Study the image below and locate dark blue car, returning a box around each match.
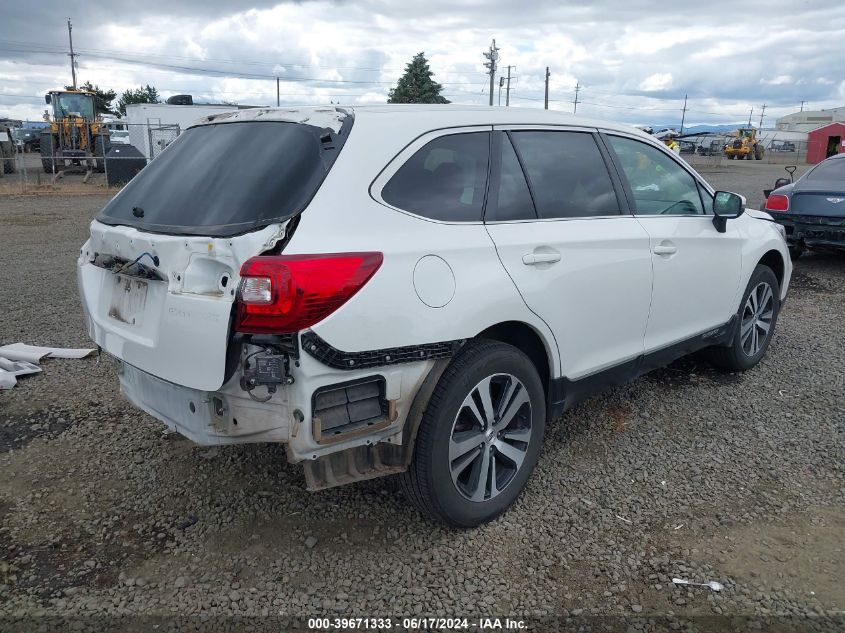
[764,153,845,259]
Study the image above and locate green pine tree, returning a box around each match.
[388,53,450,104]
[116,85,161,116]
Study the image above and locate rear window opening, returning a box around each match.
[97,118,353,237]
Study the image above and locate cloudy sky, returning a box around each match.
[1,0,843,127]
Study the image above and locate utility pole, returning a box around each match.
[758,104,767,129]
[67,18,78,90]
[544,67,550,110]
[276,77,280,107]
[747,107,753,127]
[800,100,807,112]
[505,65,514,107]
[498,76,504,106]
[680,94,688,134]
[483,39,499,107]
[573,81,580,114]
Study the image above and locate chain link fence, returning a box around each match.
[679,134,808,168]
[0,122,182,193]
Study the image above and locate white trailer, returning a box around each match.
[123,103,237,159]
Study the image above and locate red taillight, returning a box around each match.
[765,194,790,212]
[234,252,383,334]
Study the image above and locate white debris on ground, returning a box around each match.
[0,343,96,389]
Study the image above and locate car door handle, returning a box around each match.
[522,252,561,265]
[653,244,677,256]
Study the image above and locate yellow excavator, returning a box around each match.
[725,127,764,161]
[40,89,110,178]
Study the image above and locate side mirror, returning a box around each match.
[773,177,791,189]
[44,94,51,104]
[712,191,744,233]
[785,165,797,182]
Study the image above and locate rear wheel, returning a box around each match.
[755,145,764,160]
[704,265,780,371]
[401,340,545,527]
[93,134,108,173]
[788,243,804,261]
[40,132,56,173]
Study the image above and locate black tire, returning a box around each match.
[401,340,546,527]
[704,265,781,372]
[755,145,764,160]
[788,243,804,261]
[40,132,56,173]
[93,134,108,173]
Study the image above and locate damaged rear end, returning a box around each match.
[77,108,354,447]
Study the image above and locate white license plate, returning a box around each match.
[108,275,148,326]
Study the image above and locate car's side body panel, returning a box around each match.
[287,119,562,377]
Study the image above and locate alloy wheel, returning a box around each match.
[740,282,774,356]
[448,373,533,502]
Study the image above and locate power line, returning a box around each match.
[66,19,77,90]
[544,67,550,110]
[505,65,517,107]
[483,39,499,106]
[0,37,487,77]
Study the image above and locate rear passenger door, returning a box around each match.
[602,134,743,353]
[485,128,653,381]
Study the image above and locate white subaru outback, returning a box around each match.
[78,105,791,526]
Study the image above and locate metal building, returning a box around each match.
[776,107,845,132]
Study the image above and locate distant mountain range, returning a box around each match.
[652,123,746,135]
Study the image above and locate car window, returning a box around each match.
[806,158,845,180]
[97,120,349,237]
[487,134,536,221]
[607,135,706,216]
[382,132,489,222]
[509,131,621,219]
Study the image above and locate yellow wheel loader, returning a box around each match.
[40,90,110,179]
[725,127,764,161]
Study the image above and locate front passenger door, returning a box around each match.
[604,134,743,353]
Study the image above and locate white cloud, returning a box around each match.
[761,75,793,86]
[1,0,844,126]
[639,73,673,92]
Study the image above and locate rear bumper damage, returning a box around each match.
[772,214,845,249]
[118,361,291,445]
[114,339,440,489]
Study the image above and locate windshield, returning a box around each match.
[97,120,351,236]
[807,158,845,181]
[56,93,95,119]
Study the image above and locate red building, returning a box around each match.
[807,122,845,164]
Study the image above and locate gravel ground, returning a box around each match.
[1,182,844,630]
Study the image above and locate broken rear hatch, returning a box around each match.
[77,109,352,391]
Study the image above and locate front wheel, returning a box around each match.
[704,265,780,371]
[401,340,545,527]
[40,132,56,173]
